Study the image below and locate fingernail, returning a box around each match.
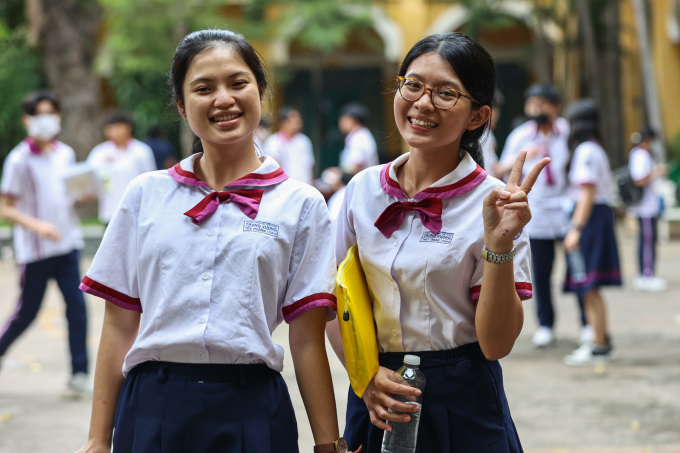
[501,191,511,197]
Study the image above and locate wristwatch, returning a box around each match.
[481,244,517,264]
[313,437,349,453]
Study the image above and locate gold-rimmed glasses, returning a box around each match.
[396,76,480,109]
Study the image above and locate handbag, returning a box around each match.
[336,244,379,398]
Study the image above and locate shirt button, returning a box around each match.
[393,239,398,246]
[197,352,205,359]
[207,230,214,237]
[198,316,206,323]
[202,273,210,280]
[392,329,399,336]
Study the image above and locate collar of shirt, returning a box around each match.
[169,153,289,189]
[380,151,487,200]
[25,137,57,155]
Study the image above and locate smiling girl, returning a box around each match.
[330,33,550,452]
[75,29,342,453]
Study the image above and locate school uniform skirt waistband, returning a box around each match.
[113,361,299,453]
[378,341,485,369]
[344,342,523,453]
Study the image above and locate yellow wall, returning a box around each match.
[652,0,680,143]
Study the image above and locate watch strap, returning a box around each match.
[481,244,517,264]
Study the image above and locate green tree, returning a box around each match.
[0,24,42,163]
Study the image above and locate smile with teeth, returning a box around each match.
[212,113,241,122]
[409,117,437,128]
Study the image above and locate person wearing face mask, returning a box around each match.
[497,84,590,349]
[0,90,92,397]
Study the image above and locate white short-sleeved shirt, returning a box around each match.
[335,152,533,353]
[567,141,614,205]
[87,138,156,223]
[80,154,337,376]
[263,132,315,185]
[499,119,570,239]
[627,147,660,218]
[0,139,84,264]
[339,127,379,173]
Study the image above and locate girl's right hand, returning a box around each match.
[362,366,422,432]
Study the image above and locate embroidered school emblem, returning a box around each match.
[420,231,454,244]
[243,220,279,238]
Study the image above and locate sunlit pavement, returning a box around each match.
[0,218,679,452]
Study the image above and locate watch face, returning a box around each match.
[337,437,349,453]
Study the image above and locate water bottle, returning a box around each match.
[381,355,426,453]
[567,248,587,283]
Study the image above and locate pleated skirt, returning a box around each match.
[112,361,299,453]
[344,342,523,453]
[563,204,622,296]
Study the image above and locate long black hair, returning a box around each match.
[169,29,269,153]
[397,33,497,167]
[565,98,601,173]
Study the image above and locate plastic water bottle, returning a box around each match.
[567,248,587,283]
[381,355,426,453]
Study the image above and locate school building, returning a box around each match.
[221,0,680,174]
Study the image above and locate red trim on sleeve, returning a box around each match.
[469,282,533,301]
[80,276,142,311]
[282,292,337,322]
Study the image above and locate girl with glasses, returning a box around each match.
[329,32,550,452]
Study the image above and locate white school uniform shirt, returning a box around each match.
[263,131,315,185]
[80,154,337,376]
[339,126,379,173]
[627,146,660,218]
[500,118,570,239]
[335,152,533,353]
[0,139,84,264]
[87,138,156,223]
[567,141,614,205]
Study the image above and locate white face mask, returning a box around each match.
[28,114,61,141]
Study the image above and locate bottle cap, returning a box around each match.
[403,354,420,366]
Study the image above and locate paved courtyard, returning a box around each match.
[0,219,679,452]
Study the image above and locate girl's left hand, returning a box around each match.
[483,150,551,247]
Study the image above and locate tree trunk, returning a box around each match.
[602,0,624,167]
[26,0,103,161]
[576,0,603,108]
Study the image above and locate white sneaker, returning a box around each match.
[63,372,93,398]
[644,276,667,292]
[532,327,555,348]
[580,325,594,345]
[632,275,667,292]
[564,343,612,366]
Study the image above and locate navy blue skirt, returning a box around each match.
[112,361,299,453]
[344,343,523,453]
[563,204,622,296]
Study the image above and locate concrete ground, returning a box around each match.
[0,219,679,452]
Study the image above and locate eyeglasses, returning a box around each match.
[396,76,480,110]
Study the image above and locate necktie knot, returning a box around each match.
[184,189,263,225]
[374,197,443,238]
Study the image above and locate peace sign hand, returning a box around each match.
[482,150,551,252]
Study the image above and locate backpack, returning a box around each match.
[613,165,642,205]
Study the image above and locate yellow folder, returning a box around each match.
[336,244,379,398]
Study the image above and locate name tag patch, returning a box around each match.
[243,220,279,238]
[420,231,454,244]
